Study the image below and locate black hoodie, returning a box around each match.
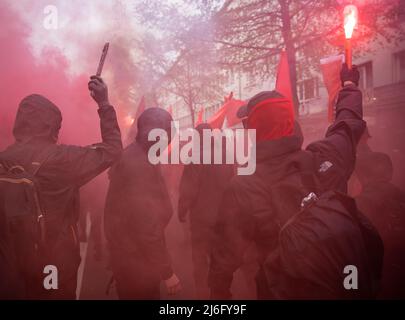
[208,85,366,299]
[0,94,122,298]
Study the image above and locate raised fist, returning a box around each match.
[340,63,360,87]
[88,75,109,106]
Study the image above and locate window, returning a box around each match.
[393,50,405,83]
[297,77,319,101]
[357,61,373,90]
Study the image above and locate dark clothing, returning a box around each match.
[178,163,234,231]
[178,162,234,298]
[0,101,122,299]
[79,174,109,259]
[190,226,216,298]
[356,181,405,298]
[104,142,174,299]
[209,85,365,299]
[110,251,161,299]
[12,94,62,143]
[348,138,373,196]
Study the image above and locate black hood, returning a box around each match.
[136,107,173,151]
[13,94,62,143]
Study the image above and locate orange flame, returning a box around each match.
[344,5,358,39]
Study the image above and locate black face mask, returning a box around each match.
[137,127,173,153]
[135,108,174,152]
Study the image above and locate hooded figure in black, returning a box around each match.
[355,152,405,298]
[208,65,366,299]
[104,108,181,299]
[178,123,234,299]
[0,76,122,299]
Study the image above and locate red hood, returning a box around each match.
[247,96,294,142]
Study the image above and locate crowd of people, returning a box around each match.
[0,65,404,300]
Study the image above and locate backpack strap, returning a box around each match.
[30,145,56,176]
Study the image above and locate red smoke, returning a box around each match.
[0,3,136,150]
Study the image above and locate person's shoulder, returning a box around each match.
[120,142,149,164]
[229,170,254,188]
[225,170,261,203]
[40,143,83,164]
[110,143,150,176]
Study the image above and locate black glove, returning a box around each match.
[340,63,360,87]
[88,75,109,106]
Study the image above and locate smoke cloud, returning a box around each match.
[0,0,141,149]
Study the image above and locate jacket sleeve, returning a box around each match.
[208,184,253,299]
[178,164,203,221]
[48,104,123,187]
[306,85,366,192]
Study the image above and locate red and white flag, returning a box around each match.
[320,54,344,122]
[207,92,232,129]
[208,92,245,129]
[224,98,246,127]
[207,105,227,129]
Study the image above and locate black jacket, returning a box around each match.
[208,85,366,298]
[104,142,174,280]
[178,161,234,231]
[0,102,122,242]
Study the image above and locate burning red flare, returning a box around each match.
[344,4,358,39]
[124,115,135,127]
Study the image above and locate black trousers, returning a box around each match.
[110,252,160,300]
[190,225,215,299]
[4,227,81,300]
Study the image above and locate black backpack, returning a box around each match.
[0,148,53,299]
[262,167,384,299]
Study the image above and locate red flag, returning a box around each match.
[320,55,344,122]
[275,50,293,103]
[195,107,204,127]
[224,92,234,103]
[208,105,227,129]
[207,92,230,129]
[208,92,246,129]
[225,98,246,127]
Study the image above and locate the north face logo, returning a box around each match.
[319,161,333,173]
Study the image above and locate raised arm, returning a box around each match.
[306,64,366,192]
[48,76,123,187]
